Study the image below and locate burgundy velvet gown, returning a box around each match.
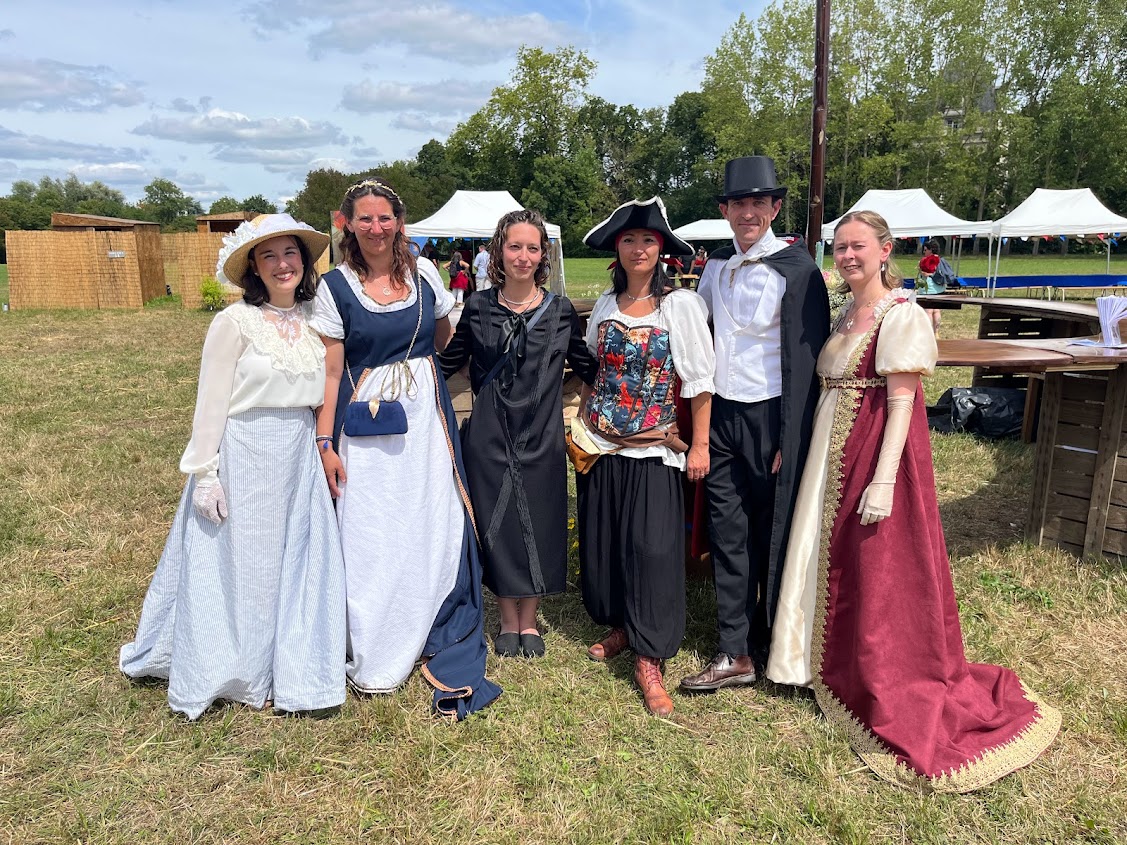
[768,294,1060,791]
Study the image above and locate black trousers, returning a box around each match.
[705,395,781,657]
[577,454,685,659]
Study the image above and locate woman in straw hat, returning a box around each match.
[120,213,347,719]
[766,210,1059,790]
[310,178,500,720]
[573,197,716,717]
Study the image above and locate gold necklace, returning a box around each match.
[844,296,879,331]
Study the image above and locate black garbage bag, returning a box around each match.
[927,387,1025,439]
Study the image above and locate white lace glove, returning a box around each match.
[857,394,914,525]
[192,475,228,525]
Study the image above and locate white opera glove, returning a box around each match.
[857,394,914,526]
[192,474,228,525]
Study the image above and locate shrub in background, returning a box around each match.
[199,276,227,311]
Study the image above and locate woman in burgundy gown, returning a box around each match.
[766,210,1059,791]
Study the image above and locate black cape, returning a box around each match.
[440,289,597,598]
[706,241,831,624]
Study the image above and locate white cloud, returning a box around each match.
[390,113,458,135]
[69,162,152,186]
[0,30,14,41]
[247,1,579,64]
[132,108,347,149]
[213,146,317,167]
[0,57,145,111]
[0,124,144,162]
[340,78,496,115]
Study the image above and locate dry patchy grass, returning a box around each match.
[0,301,1124,844]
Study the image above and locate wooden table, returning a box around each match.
[935,334,1127,561]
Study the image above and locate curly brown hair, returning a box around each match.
[486,209,552,290]
[338,178,416,284]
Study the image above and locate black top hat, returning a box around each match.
[583,196,693,257]
[716,156,788,202]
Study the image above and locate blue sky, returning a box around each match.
[0,0,760,207]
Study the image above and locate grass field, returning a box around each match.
[562,254,1127,302]
[0,274,1125,843]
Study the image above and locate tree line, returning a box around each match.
[4,0,1124,260]
[289,0,1125,255]
[0,176,277,262]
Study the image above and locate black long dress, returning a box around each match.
[440,289,597,598]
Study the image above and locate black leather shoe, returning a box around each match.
[494,632,521,657]
[679,652,757,692]
[519,633,545,658]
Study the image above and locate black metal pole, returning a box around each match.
[806,0,831,258]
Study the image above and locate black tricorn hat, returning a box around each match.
[583,196,693,257]
[716,156,788,202]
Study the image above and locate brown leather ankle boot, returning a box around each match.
[634,656,674,717]
[587,627,629,661]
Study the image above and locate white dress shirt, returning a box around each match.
[697,227,790,403]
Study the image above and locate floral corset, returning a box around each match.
[587,320,678,437]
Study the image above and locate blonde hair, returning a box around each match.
[833,210,904,293]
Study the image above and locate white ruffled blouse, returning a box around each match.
[180,300,326,480]
[578,288,716,469]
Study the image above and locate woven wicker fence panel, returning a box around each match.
[163,232,224,309]
[7,230,99,309]
[92,231,142,308]
[134,228,167,303]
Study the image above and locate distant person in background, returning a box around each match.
[472,243,491,292]
[917,239,954,334]
[691,245,708,276]
[447,250,470,306]
[120,214,346,719]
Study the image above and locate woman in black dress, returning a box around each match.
[440,210,596,658]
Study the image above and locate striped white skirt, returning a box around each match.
[120,407,347,719]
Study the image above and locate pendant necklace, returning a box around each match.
[364,273,393,297]
[844,296,878,331]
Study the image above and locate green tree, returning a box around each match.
[521,145,616,254]
[208,197,241,214]
[285,169,354,229]
[447,46,596,192]
[240,194,277,214]
[138,178,202,228]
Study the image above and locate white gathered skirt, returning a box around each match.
[120,407,348,719]
[337,358,463,693]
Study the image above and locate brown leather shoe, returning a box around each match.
[587,627,629,661]
[679,652,757,692]
[634,656,674,717]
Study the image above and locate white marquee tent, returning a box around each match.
[672,219,734,241]
[821,188,993,241]
[407,190,562,240]
[406,190,565,292]
[987,188,1127,289]
[991,188,1127,238]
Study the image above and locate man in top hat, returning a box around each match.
[680,156,830,692]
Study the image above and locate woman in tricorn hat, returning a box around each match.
[572,197,716,716]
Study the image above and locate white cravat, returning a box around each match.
[723,253,763,288]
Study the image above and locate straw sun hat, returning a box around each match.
[216,213,330,287]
